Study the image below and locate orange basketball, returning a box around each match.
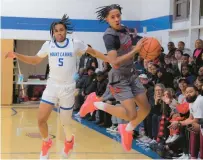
[139,37,161,61]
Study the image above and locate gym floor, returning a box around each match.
[1,106,159,159]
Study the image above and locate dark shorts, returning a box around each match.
[109,74,146,102]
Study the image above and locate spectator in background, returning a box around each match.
[163,55,174,75]
[174,49,183,73]
[134,55,145,74]
[78,44,98,70]
[181,54,190,66]
[81,67,97,99]
[176,78,189,104]
[128,28,143,45]
[193,39,203,69]
[177,41,192,57]
[139,74,155,140]
[98,86,126,131]
[180,65,196,85]
[151,84,165,141]
[169,85,203,159]
[74,67,97,111]
[194,76,203,93]
[198,66,203,76]
[74,68,86,82]
[148,64,159,85]
[102,61,112,73]
[167,42,176,57]
[158,47,166,65]
[95,71,108,98]
[181,53,197,75]
[89,71,109,122]
[171,55,181,78]
[157,68,174,89]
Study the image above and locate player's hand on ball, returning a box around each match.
[5,51,16,59]
[133,37,148,53]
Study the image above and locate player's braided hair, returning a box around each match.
[96,4,122,23]
[50,14,74,39]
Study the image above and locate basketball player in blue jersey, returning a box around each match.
[5,14,146,158]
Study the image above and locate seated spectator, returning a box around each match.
[157,68,174,88]
[171,55,181,78]
[74,67,97,111]
[157,47,166,66]
[102,61,111,73]
[78,45,98,70]
[163,92,189,144]
[180,64,196,85]
[198,66,203,76]
[178,41,192,57]
[193,39,203,69]
[174,49,183,73]
[176,77,188,103]
[134,55,145,74]
[96,85,126,129]
[75,68,86,84]
[181,53,196,75]
[169,85,203,159]
[141,83,166,142]
[139,74,154,140]
[167,42,177,57]
[90,71,109,124]
[194,76,203,93]
[148,64,159,85]
[106,101,128,132]
[162,55,175,75]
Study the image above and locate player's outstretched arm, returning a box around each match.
[86,37,147,66]
[5,51,45,65]
[85,47,109,62]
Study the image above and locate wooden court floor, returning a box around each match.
[1,105,151,159]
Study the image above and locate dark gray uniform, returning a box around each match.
[103,26,145,101]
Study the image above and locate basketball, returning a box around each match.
[139,37,161,61]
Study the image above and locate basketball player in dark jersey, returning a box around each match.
[80,4,150,151]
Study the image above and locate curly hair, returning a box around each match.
[96,4,122,23]
[50,14,74,39]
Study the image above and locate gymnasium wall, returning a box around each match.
[2,0,201,54]
[15,40,48,80]
[1,0,140,53]
[200,29,203,40]
[1,39,14,105]
[1,0,173,53]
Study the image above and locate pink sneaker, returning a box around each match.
[118,124,133,151]
[40,139,52,159]
[79,92,99,117]
[62,135,75,158]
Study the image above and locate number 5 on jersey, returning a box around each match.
[58,58,64,66]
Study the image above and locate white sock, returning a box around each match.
[125,122,134,132]
[43,136,49,142]
[62,125,73,142]
[94,102,106,111]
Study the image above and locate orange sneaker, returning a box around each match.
[40,139,52,159]
[118,124,133,151]
[62,135,75,158]
[79,92,99,117]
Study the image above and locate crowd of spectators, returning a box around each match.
[73,36,203,159]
